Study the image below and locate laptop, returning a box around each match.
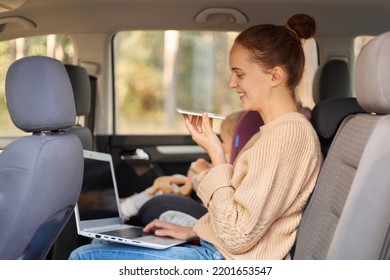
[74,150,187,250]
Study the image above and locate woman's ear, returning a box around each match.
[270,66,285,87]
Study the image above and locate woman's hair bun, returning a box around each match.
[287,14,316,39]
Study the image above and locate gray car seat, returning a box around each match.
[65,64,93,150]
[294,31,390,259]
[310,59,365,157]
[312,59,352,103]
[50,64,94,260]
[310,97,365,157]
[0,56,84,259]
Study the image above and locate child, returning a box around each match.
[120,110,245,220]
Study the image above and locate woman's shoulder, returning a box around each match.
[240,112,319,153]
[260,112,319,146]
[264,112,312,132]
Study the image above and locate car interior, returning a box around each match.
[1,0,390,260]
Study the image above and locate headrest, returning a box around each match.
[355,31,390,114]
[311,97,365,139]
[65,64,91,116]
[313,59,351,104]
[5,56,76,133]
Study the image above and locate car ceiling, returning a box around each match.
[0,0,390,41]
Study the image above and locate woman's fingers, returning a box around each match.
[143,219,177,233]
[196,115,202,128]
[201,113,213,132]
[143,219,163,232]
[143,219,197,240]
[182,112,224,165]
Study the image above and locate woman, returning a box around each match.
[69,13,322,260]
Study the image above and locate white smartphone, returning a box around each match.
[176,108,225,120]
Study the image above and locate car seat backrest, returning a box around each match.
[310,59,365,157]
[313,59,351,103]
[0,56,83,259]
[294,31,390,259]
[65,64,93,150]
[49,64,94,260]
[310,97,366,157]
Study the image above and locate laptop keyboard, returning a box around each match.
[101,227,145,239]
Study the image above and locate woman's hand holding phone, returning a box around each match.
[181,112,226,166]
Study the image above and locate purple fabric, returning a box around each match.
[230,111,264,164]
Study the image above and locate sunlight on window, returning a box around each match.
[163,31,180,126]
[114,30,240,135]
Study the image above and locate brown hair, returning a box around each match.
[234,14,316,92]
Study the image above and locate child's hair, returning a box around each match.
[234,14,316,93]
[220,110,245,140]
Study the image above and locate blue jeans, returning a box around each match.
[69,239,225,260]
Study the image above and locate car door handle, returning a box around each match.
[120,148,150,161]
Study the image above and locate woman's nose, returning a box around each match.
[228,75,237,88]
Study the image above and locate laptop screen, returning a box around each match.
[78,152,120,221]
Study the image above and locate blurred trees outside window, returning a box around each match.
[114,30,241,134]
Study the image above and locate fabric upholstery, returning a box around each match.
[294,116,375,259]
[311,98,364,140]
[312,59,351,103]
[294,31,390,259]
[49,64,94,259]
[0,56,83,259]
[310,97,365,156]
[327,115,390,259]
[64,64,93,150]
[65,64,91,116]
[310,58,363,157]
[6,56,76,132]
[355,32,390,114]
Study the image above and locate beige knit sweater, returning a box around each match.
[193,112,323,259]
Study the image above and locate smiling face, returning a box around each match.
[228,43,273,112]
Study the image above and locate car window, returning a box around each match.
[113,30,240,135]
[113,31,319,135]
[0,35,74,138]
